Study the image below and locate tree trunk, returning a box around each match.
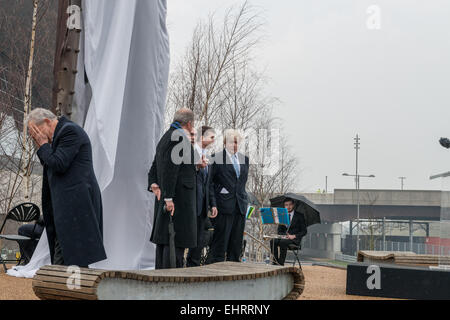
[21,0,39,200]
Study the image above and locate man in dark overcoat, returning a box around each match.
[186,126,218,267]
[27,108,107,267]
[148,108,201,269]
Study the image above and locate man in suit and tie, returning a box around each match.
[148,108,203,269]
[270,198,307,266]
[208,129,250,263]
[186,126,218,267]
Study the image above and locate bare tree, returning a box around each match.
[21,0,39,201]
[0,0,56,123]
[167,1,264,128]
[0,0,56,253]
[168,2,301,262]
[244,126,300,261]
[359,191,380,250]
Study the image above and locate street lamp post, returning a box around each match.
[343,134,375,255]
[343,173,375,254]
[399,177,406,190]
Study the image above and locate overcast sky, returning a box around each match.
[167,0,450,193]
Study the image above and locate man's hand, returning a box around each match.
[196,155,208,170]
[165,199,175,216]
[151,183,161,201]
[287,234,296,240]
[28,123,49,147]
[210,207,218,218]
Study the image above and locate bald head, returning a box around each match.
[173,108,195,141]
[173,108,194,127]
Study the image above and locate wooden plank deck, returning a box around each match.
[357,250,450,267]
[32,262,305,300]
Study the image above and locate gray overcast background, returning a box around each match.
[167,0,450,193]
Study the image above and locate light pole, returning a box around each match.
[342,173,375,254]
[343,134,377,254]
[399,177,406,190]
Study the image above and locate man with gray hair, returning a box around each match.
[27,108,106,267]
[148,108,205,269]
[207,129,249,263]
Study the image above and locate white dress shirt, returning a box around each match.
[287,211,294,234]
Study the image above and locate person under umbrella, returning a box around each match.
[270,193,321,227]
[269,197,307,266]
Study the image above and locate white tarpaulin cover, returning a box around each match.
[8,0,169,278]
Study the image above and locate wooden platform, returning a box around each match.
[32,262,305,300]
[357,251,450,267]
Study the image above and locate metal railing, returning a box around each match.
[369,240,450,255]
[335,253,357,262]
[341,239,450,256]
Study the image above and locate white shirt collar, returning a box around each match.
[194,143,202,155]
[225,149,239,163]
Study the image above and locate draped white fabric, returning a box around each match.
[7,0,169,278]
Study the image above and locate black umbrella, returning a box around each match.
[164,204,176,268]
[440,137,450,149]
[270,193,321,227]
[168,215,176,268]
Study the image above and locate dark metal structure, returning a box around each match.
[52,0,82,118]
[316,204,441,223]
[0,203,40,271]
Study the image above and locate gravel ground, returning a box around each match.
[299,265,396,300]
[0,267,38,300]
[0,264,395,300]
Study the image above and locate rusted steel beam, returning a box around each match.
[51,0,82,119]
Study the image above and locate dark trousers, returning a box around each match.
[53,236,65,265]
[270,238,298,266]
[17,223,43,264]
[186,214,206,267]
[155,244,185,269]
[208,207,246,263]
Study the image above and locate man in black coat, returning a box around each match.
[208,129,249,263]
[148,108,201,269]
[186,126,218,267]
[27,108,107,267]
[270,198,307,266]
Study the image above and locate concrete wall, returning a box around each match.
[302,189,442,207]
[334,189,442,207]
[299,193,334,205]
[301,223,342,259]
